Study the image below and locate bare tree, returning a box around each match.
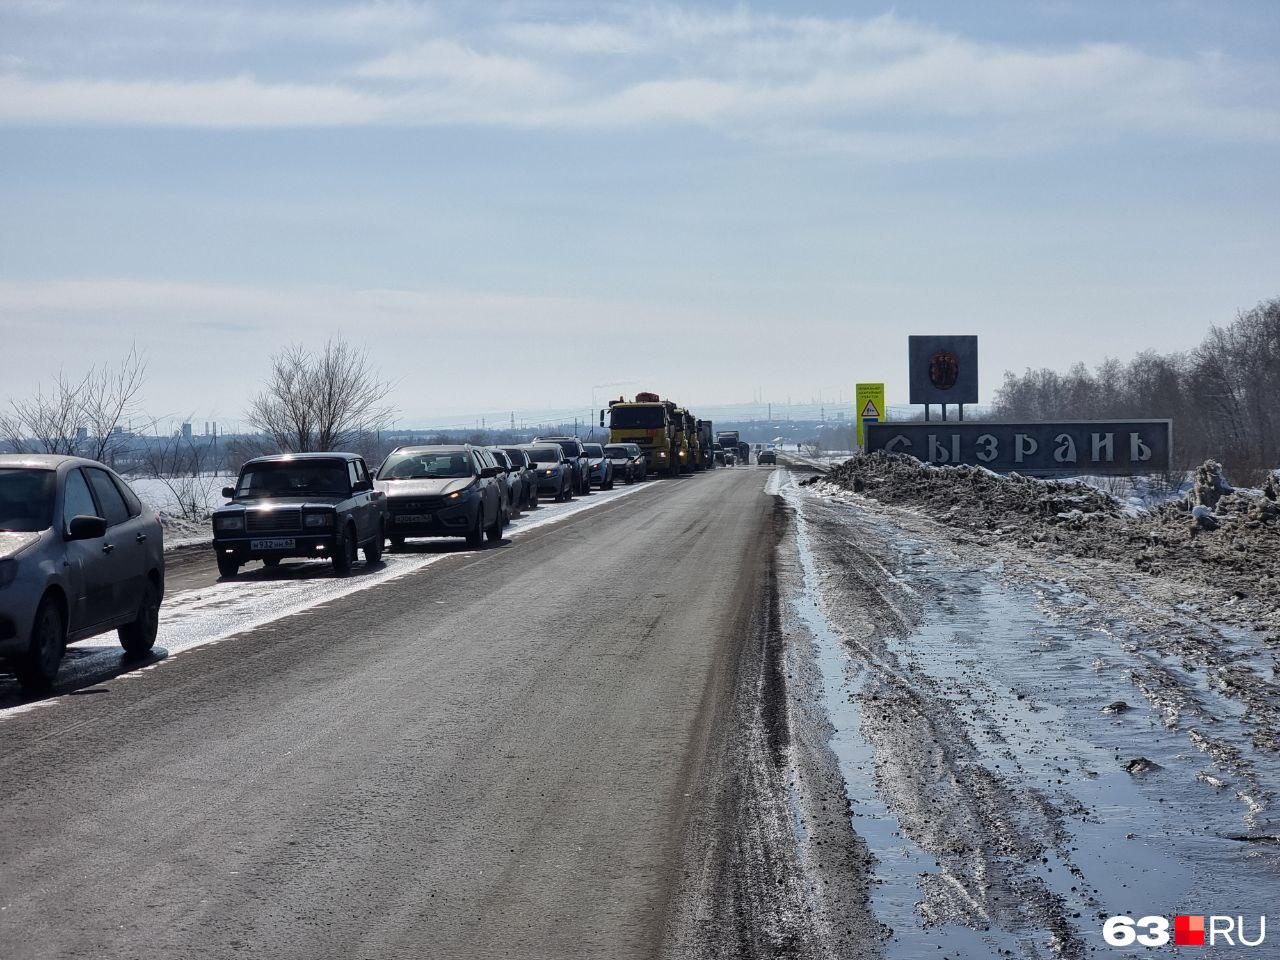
[1,373,82,454]
[138,424,222,522]
[1,349,146,460]
[80,346,148,464]
[248,336,394,453]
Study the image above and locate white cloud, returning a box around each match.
[0,3,1277,154]
[351,38,565,96]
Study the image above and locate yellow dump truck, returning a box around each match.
[672,407,695,474]
[601,392,680,477]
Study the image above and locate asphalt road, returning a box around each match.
[0,467,775,960]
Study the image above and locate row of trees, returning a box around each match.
[993,298,1279,482]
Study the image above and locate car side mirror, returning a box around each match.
[67,514,107,541]
[222,486,236,499]
[480,466,501,478]
[352,479,372,492]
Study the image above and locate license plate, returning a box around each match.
[251,538,296,550]
[396,515,431,524]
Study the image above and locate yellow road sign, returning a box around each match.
[856,383,885,447]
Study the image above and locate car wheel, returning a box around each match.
[217,553,239,579]
[262,557,281,568]
[363,525,384,564]
[332,527,356,576]
[15,595,65,692]
[118,579,161,657]
[466,508,484,546]
[564,479,574,501]
[389,535,405,551]
[486,511,503,543]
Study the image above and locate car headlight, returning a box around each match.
[447,491,462,499]
[657,451,667,459]
[544,469,555,476]
[303,511,334,528]
[214,515,244,532]
[0,558,17,589]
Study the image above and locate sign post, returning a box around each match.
[855,383,885,448]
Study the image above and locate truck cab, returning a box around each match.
[602,394,679,477]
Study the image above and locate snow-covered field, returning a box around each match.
[124,473,230,547]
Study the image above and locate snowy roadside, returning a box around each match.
[802,453,1280,639]
[770,466,1280,959]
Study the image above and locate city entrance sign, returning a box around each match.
[865,420,1172,475]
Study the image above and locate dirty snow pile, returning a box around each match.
[803,453,1280,634]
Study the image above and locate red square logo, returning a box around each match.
[1175,915,1205,946]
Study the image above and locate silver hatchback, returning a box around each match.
[0,455,165,691]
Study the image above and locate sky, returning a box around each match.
[2,0,1278,429]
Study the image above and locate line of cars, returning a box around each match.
[0,429,710,691]
[209,437,653,579]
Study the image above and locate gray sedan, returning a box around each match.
[0,454,164,691]
[521,445,574,501]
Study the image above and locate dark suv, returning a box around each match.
[532,437,590,495]
[211,453,386,578]
[374,445,506,548]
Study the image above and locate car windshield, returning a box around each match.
[583,444,604,457]
[609,406,665,429]
[236,461,350,497]
[0,467,57,532]
[377,451,474,480]
[527,447,561,464]
[603,446,629,458]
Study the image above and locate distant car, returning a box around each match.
[212,453,386,577]
[603,443,647,484]
[581,443,615,490]
[737,441,751,465]
[498,447,540,510]
[532,437,591,495]
[758,448,777,465]
[0,454,165,690]
[522,444,574,502]
[721,447,737,466]
[488,448,524,517]
[713,449,727,466]
[374,445,505,549]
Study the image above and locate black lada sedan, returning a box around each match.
[211,453,386,578]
